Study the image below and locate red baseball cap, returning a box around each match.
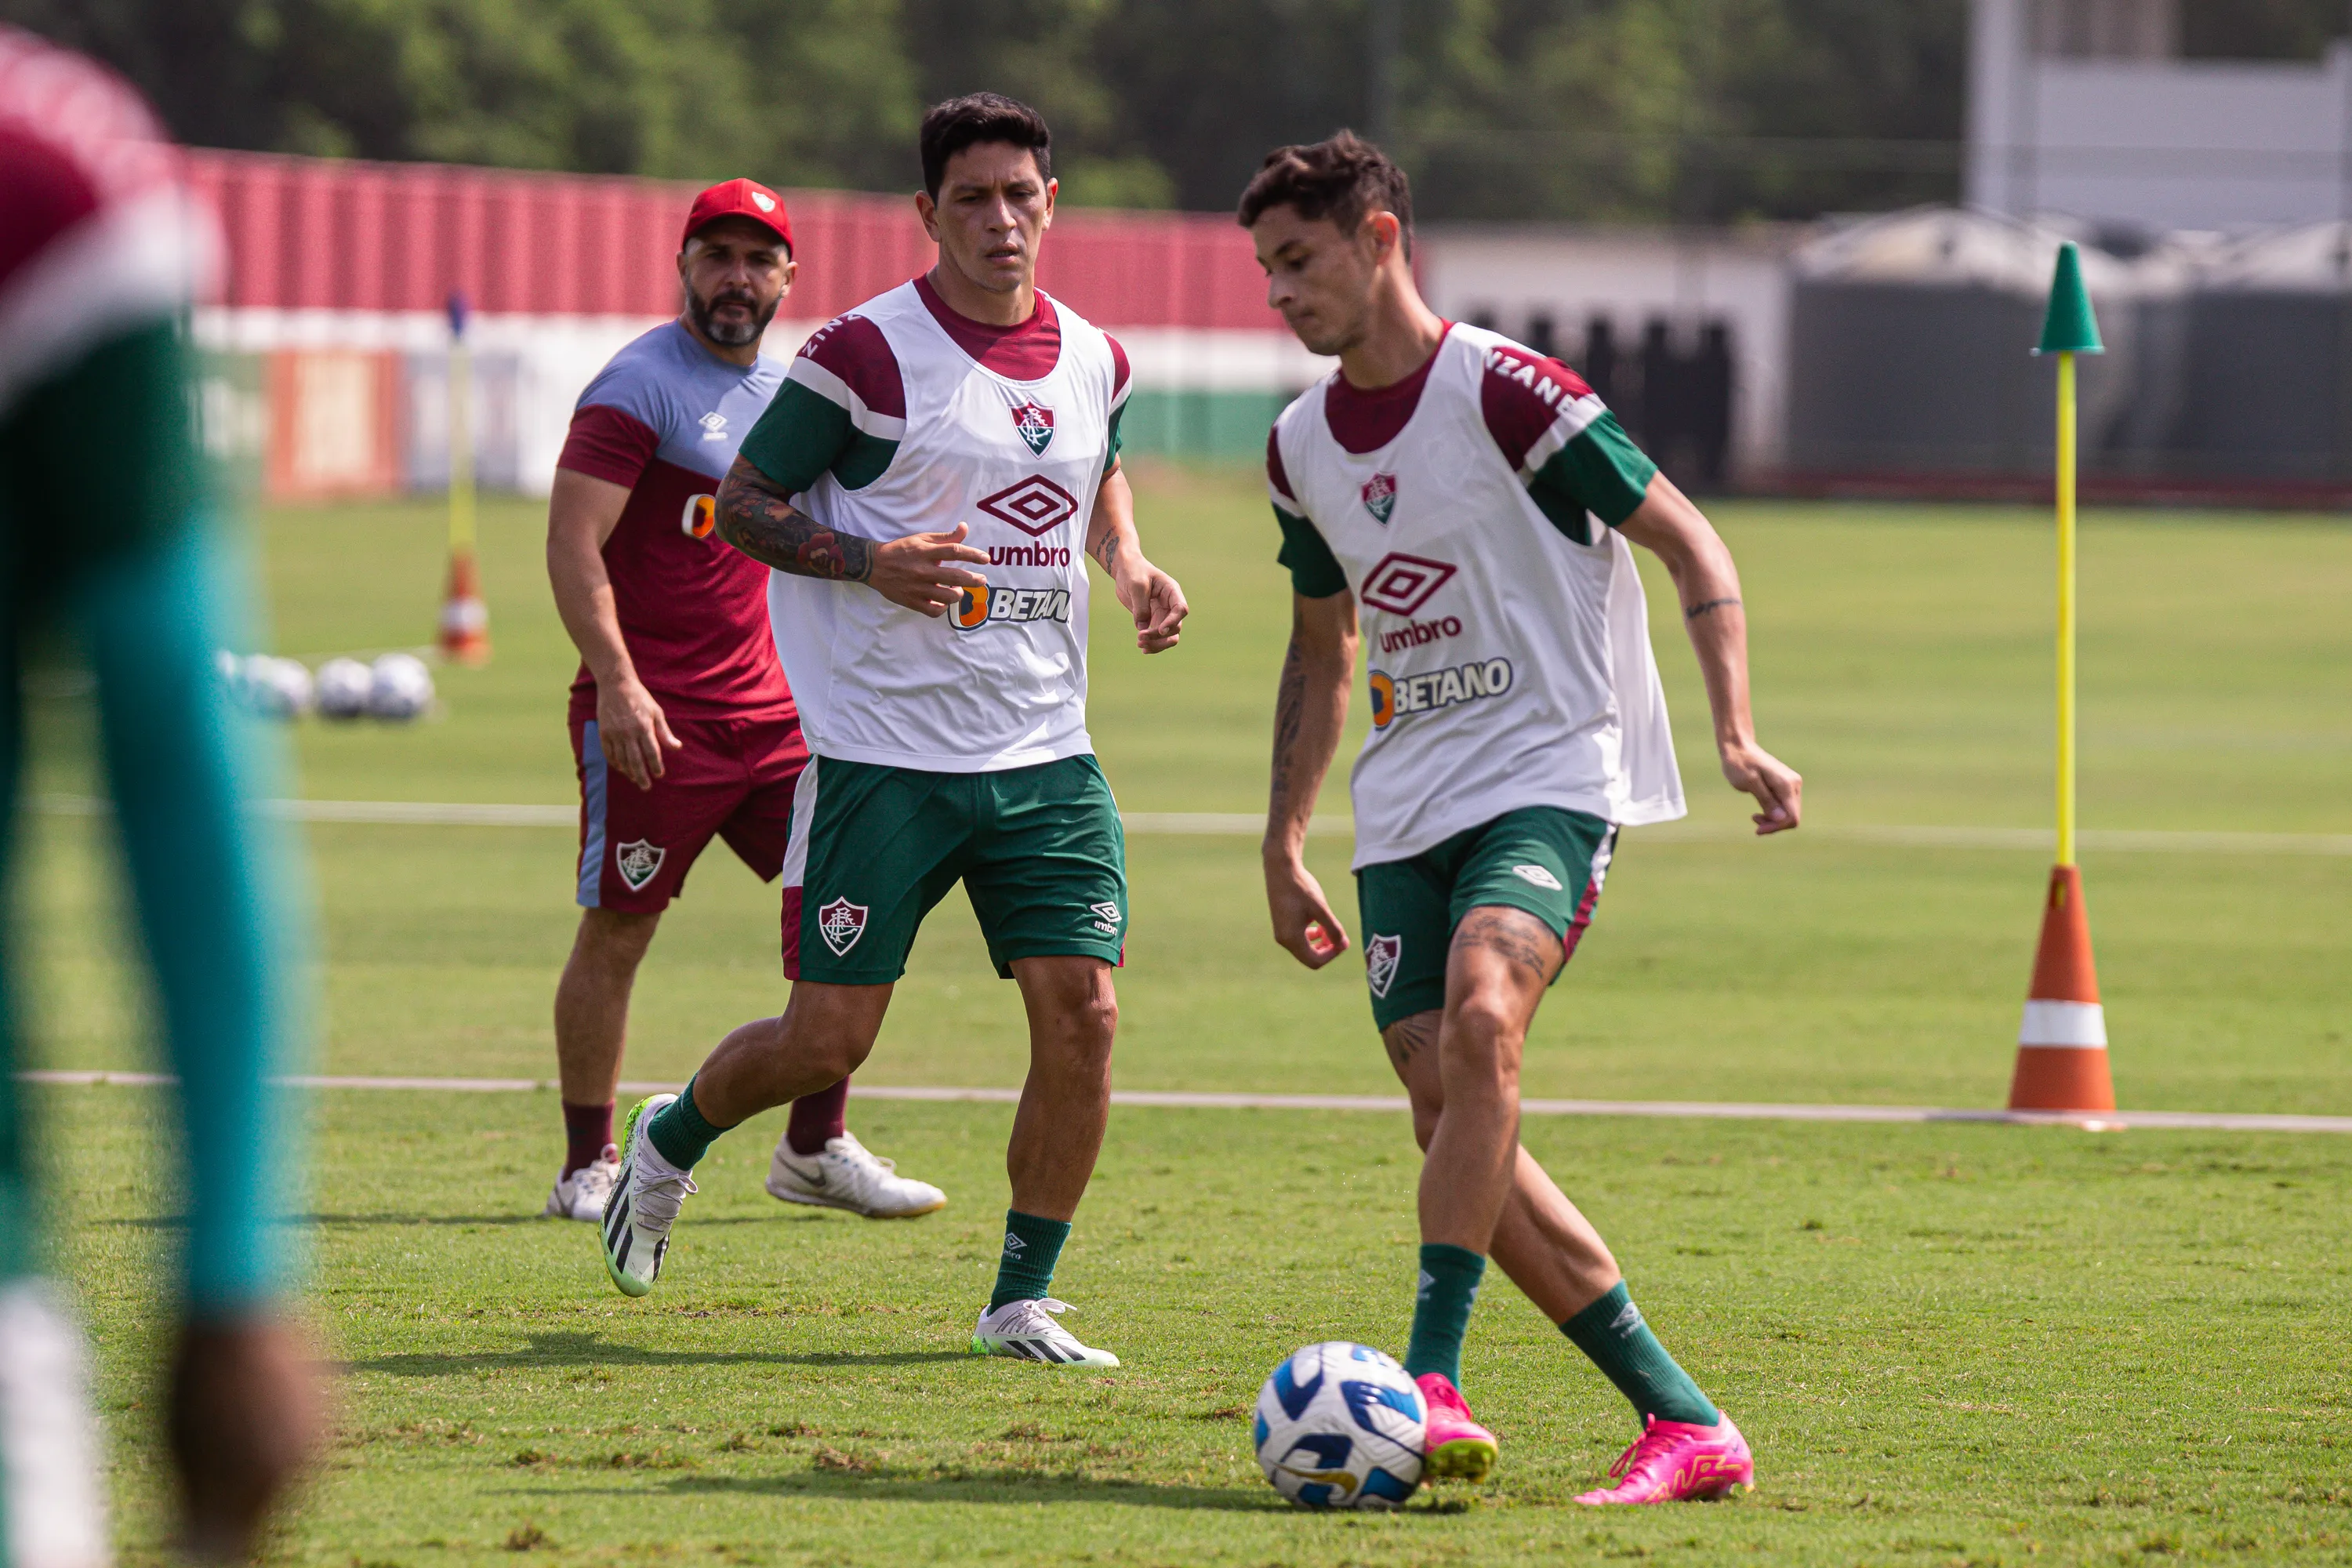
[681,178,793,255]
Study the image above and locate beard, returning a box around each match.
[689,285,779,347]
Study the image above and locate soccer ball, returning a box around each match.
[314,658,372,720]
[366,652,434,720]
[236,655,314,720]
[1253,1341,1425,1509]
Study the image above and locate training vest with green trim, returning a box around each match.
[1269,322,1685,868]
[742,279,1128,773]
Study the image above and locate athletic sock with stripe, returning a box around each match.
[1403,1243,1486,1384]
[1559,1281,1722,1426]
[645,1076,733,1171]
[988,1210,1070,1312]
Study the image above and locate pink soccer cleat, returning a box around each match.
[1575,1412,1755,1504]
[1414,1372,1499,1483]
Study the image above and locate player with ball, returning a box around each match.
[1244,134,1802,1504]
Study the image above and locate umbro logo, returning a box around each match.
[1004,1232,1027,1258]
[1359,553,1457,617]
[699,411,728,441]
[978,475,1078,538]
[1090,900,1122,935]
[1611,1300,1644,1335]
[1512,863,1563,891]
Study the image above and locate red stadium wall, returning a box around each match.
[184,149,1276,331]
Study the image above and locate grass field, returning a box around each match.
[19,466,2352,1563]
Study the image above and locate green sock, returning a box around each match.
[1403,1243,1486,1384]
[644,1077,731,1171]
[1560,1282,1721,1426]
[988,1210,1070,1312]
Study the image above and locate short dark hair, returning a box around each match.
[1236,131,1414,252]
[920,93,1052,198]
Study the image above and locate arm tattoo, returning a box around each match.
[716,459,873,583]
[1685,596,1741,621]
[1269,633,1308,809]
[1091,528,1122,574]
[1453,906,1562,982]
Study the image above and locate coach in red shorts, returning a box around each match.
[541,178,946,1223]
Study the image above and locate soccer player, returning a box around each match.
[1,26,321,1557]
[545,178,945,1225]
[597,94,1187,1369]
[1244,135,1802,1501]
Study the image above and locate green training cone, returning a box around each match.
[2035,241,2103,355]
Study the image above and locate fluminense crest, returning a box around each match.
[1010,400,1055,456]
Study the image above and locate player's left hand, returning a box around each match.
[1720,739,1802,834]
[1116,560,1188,653]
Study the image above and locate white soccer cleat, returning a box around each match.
[971,1298,1120,1367]
[766,1130,947,1218]
[544,1145,621,1221]
[601,1095,695,1298]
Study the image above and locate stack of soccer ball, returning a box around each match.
[1254,1342,1427,1509]
[217,652,436,723]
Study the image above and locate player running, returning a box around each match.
[1,27,321,1557]
[546,178,944,1225]
[596,95,1187,1368]
[1244,134,1802,1501]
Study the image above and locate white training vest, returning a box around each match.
[768,282,1116,772]
[1273,324,1685,868]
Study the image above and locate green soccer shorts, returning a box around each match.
[781,753,1127,985]
[1353,805,1620,1031]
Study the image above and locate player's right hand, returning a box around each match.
[598,674,682,791]
[1266,855,1350,969]
[169,1312,326,1563]
[868,523,990,616]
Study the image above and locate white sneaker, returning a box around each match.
[970,1298,1120,1367]
[601,1094,695,1298]
[766,1130,947,1218]
[543,1145,621,1221]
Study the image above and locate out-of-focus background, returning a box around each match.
[22,0,2352,502]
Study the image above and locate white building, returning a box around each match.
[1969,0,2352,231]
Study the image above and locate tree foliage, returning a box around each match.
[5,0,2331,220]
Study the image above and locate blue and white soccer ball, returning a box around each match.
[366,652,434,721]
[234,655,314,720]
[314,658,372,720]
[1253,1341,1425,1510]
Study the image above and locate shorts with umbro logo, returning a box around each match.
[780,753,1127,984]
[1353,805,1619,1030]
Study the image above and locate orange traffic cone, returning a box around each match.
[437,547,491,665]
[2007,864,2114,1112]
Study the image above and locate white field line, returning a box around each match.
[16,1071,2350,1134]
[30,796,2351,853]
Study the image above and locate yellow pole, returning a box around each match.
[437,296,490,662]
[2054,349,2078,869]
[448,336,476,557]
